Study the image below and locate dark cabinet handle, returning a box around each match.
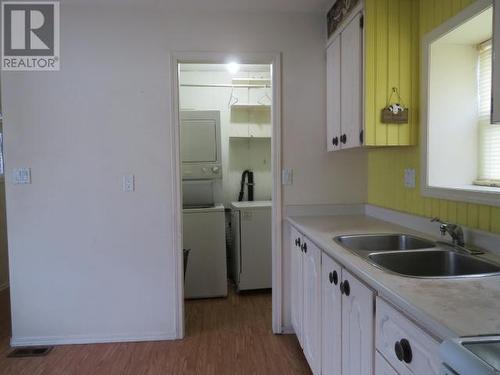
[329,270,338,285]
[341,134,347,144]
[301,242,307,253]
[395,339,412,363]
[343,279,350,296]
[332,136,339,146]
[339,281,344,294]
[295,238,301,247]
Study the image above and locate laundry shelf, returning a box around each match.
[231,104,271,111]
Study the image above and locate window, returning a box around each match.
[477,41,500,185]
[422,2,500,206]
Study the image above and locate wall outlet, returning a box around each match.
[13,168,31,184]
[123,175,135,192]
[404,168,416,188]
[282,168,293,185]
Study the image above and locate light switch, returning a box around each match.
[123,175,135,192]
[13,168,31,184]
[404,168,416,189]
[282,168,293,185]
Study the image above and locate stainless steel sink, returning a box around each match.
[368,250,500,278]
[334,234,436,253]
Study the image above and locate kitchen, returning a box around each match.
[0,0,500,374]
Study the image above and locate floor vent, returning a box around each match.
[8,346,53,358]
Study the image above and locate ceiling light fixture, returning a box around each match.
[226,61,240,75]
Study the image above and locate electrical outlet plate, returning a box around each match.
[282,168,293,185]
[404,168,416,188]
[13,168,31,184]
[123,175,135,192]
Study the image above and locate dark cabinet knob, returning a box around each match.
[341,134,347,144]
[332,136,339,146]
[395,339,412,363]
[329,270,338,285]
[295,238,301,247]
[339,281,344,294]
[301,242,307,253]
[343,279,350,296]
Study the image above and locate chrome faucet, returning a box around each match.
[431,218,465,247]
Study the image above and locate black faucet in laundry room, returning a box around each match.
[238,170,254,202]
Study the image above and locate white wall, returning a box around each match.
[2,4,367,344]
[0,181,8,291]
[179,67,272,206]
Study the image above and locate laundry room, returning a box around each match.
[178,63,273,305]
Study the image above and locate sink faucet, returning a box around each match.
[431,218,465,247]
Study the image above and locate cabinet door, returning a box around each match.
[340,13,363,149]
[321,254,342,375]
[326,35,342,152]
[375,351,400,375]
[302,238,322,375]
[342,269,375,375]
[493,0,500,123]
[290,227,304,347]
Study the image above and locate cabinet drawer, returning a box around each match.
[375,351,401,375]
[376,298,440,375]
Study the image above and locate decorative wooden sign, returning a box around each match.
[381,87,409,124]
[327,0,361,38]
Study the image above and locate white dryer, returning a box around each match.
[231,201,272,291]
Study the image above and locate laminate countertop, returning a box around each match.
[287,215,500,341]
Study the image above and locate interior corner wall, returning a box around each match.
[1,5,367,344]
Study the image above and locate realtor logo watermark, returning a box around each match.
[1,1,60,71]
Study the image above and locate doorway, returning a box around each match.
[170,53,282,338]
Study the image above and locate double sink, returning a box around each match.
[334,234,500,278]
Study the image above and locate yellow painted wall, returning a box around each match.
[367,0,500,234]
[364,0,419,146]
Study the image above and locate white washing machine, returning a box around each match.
[183,205,227,299]
[231,201,272,291]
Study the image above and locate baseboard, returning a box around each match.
[280,325,295,335]
[10,331,178,347]
[285,203,365,217]
[365,204,500,256]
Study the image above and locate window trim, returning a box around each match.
[421,0,500,207]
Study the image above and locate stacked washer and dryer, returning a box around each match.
[181,111,227,299]
[181,110,272,298]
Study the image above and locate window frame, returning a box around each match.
[421,0,500,207]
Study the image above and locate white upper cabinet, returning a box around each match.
[326,11,364,152]
[340,13,363,150]
[302,239,322,375]
[290,227,304,347]
[341,268,375,375]
[493,0,500,123]
[326,35,341,151]
[321,254,342,375]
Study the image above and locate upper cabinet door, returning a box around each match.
[321,254,342,375]
[290,227,304,347]
[493,0,500,123]
[340,13,363,149]
[341,269,375,375]
[302,238,322,375]
[327,35,342,152]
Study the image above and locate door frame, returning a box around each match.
[170,51,283,338]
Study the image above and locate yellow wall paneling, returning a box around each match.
[366,0,500,234]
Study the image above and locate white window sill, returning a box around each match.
[422,183,500,206]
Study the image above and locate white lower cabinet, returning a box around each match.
[341,268,376,375]
[290,227,304,347]
[376,298,440,375]
[291,226,440,375]
[302,239,322,375]
[376,351,400,375]
[321,254,342,375]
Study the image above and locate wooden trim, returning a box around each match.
[170,51,284,338]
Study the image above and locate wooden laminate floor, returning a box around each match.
[0,286,310,375]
